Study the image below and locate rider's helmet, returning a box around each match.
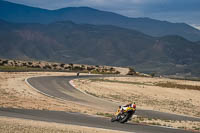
[132,103,136,109]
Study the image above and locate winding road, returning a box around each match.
[0,75,199,133]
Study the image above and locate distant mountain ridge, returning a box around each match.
[1,0,200,41]
[0,19,200,76]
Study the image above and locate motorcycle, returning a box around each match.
[111,105,136,123]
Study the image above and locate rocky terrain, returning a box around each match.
[0,58,123,74]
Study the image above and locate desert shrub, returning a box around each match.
[73,66,84,71]
[115,71,121,74]
[60,63,65,67]
[52,64,58,67]
[43,65,52,69]
[28,62,33,65]
[0,60,3,66]
[64,66,71,70]
[32,65,41,68]
[129,67,135,72]
[150,73,155,77]
[22,62,27,66]
[127,67,136,75]
[87,66,95,71]
[2,60,8,65]
[81,65,85,69]
[110,67,115,71]
[69,63,73,67]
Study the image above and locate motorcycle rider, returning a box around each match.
[111,102,136,123]
[119,102,136,114]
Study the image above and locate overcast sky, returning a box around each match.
[5,0,200,29]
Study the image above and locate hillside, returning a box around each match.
[0,20,200,76]
[1,0,200,41]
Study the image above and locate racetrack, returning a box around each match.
[28,75,200,122]
[0,108,193,133]
[1,75,199,133]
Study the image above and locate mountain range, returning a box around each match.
[1,0,200,42]
[0,19,200,76]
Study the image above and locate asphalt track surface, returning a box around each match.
[1,75,199,133]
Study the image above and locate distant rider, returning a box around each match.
[77,72,80,77]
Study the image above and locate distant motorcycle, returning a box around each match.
[76,72,80,77]
[111,105,136,123]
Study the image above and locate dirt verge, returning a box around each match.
[0,116,128,133]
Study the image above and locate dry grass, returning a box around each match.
[155,81,200,91]
[0,116,127,133]
[132,115,200,132]
[90,78,200,91]
[73,77,200,117]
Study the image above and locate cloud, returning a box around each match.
[191,24,200,30]
[142,0,200,13]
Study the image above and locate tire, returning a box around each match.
[119,113,130,123]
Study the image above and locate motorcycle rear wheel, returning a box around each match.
[119,113,129,123]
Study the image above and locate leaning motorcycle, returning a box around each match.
[111,106,136,123]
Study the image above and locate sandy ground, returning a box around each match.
[0,116,128,133]
[0,72,103,114]
[132,115,200,132]
[73,77,200,117]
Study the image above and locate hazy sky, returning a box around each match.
[5,0,200,29]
